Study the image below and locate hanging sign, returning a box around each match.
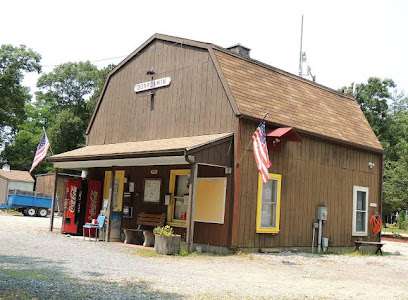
[134,77,171,93]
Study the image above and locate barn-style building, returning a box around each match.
[48,34,382,252]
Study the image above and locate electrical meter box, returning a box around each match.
[317,206,328,220]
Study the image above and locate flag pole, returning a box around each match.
[43,127,54,156]
[238,112,269,166]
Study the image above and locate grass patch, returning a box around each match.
[382,225,408,235]
[2,209,22,216]
[131,248,161,258]
[0,289,37,300]
[297,247,387,256]
[130,245,233,259]
[3,268,57,282]
[318,248,387,256]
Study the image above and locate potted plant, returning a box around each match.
[153,225,181,255]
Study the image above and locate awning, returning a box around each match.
[48,133,233,170]
[266,127,302,152]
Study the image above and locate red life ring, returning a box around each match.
[369,215,382,234]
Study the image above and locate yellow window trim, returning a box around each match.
[167,169,190,226]
[103,170,125,212]
[256,172,282,234]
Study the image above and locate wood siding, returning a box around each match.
[87,40,237,145]
[35,175,73,212]
[88,148,232,247]
[190,138,233,168]
[194,164,231,247]
[237,119,382,248]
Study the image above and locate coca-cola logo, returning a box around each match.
[89,190,98,218]
[68,186,77,213]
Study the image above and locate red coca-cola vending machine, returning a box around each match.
[62,179,85,234]
[83,180,102,237]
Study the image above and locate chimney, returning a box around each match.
[227,44,251,57]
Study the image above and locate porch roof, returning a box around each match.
[47,133,233,169]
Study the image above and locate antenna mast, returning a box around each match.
[298,15,316,82]
[299,14,304,76]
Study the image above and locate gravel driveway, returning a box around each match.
[1,212,408,299]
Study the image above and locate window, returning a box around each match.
[167,169,190,227]
[256,173,282,234]
[352,186,369,236]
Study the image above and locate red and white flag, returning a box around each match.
[252,121,271,183]
[29,131,50,173]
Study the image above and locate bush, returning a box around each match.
[153,225,174,237]
[178,243,188,256]
[398,211,406,229]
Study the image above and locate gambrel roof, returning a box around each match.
[87,33,382,153]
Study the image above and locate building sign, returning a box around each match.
[134,77,171,93]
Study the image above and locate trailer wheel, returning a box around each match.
[26,207,36,217]
[36,208,48,217]
[22,208,28,216]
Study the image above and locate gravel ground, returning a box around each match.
[1,211,408,299]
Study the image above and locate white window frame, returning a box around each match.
[352,186,369,236]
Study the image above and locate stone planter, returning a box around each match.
[154,234,181,255]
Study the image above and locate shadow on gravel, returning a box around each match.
[0,255,182,299]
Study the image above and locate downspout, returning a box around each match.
[184,149,197,253]
[184,150,195,165]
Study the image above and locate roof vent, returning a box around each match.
[2,164,10,172]
[227,44,251,57]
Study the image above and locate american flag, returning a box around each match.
[29,132,50,173]
[252,121,271,183]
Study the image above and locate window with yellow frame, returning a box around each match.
[167,169,190,227]
[256,173,282,234]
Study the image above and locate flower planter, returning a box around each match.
[154,234,181,255]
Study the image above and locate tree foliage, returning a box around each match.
[341,77,408,216]
[0,57,113,175]
[0,45,41,142]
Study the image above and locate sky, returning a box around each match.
[1,0,408,96]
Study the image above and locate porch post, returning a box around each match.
[49,168,59,232]
[105,167,116,242]
[186,163,198,253]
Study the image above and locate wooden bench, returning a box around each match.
[123,213,166,247]
[354,240,384,255]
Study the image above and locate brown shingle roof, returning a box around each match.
[49,133,233,162]
[0,170,34,182]
[214,49,383,152]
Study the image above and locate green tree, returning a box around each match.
[341,78,408,217]
[0,45,41,142]
[340,77,395,139]
[35,61,113,153]
[0,129,52,174]
[1,61,113,173]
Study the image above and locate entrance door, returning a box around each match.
[167,169,190,227]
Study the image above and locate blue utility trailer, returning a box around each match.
[0,189,56,217]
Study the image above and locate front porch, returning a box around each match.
[48,133,234,252]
